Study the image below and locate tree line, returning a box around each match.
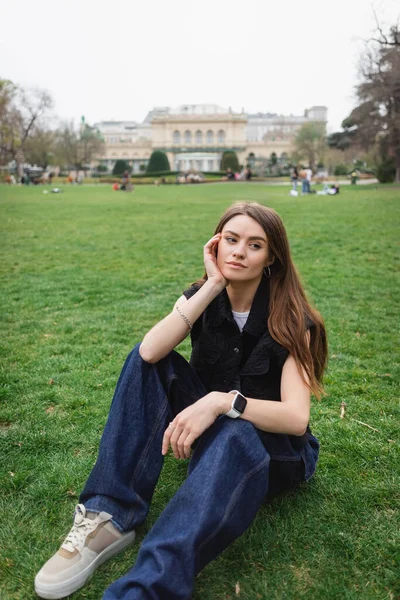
[0,80,104,178]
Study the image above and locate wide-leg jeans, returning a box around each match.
[79,344,319,600]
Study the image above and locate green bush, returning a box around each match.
[132,170,176,178]
[146,151,170,173]
[334,164,349,176]
[97,164,108,173]
[112,160,131,175]
[220,151,239,172]
[376,159,395,183]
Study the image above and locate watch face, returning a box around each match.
[233,392,247,414]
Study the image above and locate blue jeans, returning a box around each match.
[80,344,319,600]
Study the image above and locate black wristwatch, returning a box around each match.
[225,390,247,419]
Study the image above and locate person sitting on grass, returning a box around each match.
[35,202,328,600]
[120,170,130,191]
[222,167,236,181]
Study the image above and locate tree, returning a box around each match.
[78,120,104,172]
[0,79,17,165]
[0,79,52,176]
[112,159,131,175]
[54,120,104,173]
[24,126,57,170]
[327,129,354,151]
[293,122,326,169]
[358,23,400,181]
[146,150,170,173]
[335,22,400,181]
[220,150,239,172]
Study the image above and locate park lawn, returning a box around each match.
[0,182,399,600]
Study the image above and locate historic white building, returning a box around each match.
[94,104,327,173]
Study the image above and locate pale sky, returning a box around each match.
[1,0,399,133]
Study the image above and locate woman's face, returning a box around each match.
[217,214,270,282]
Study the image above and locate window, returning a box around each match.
[173,130,181,144]
[184,130,192,144]
[206,130,213,144]
[217,130,225,144]
[195,130,202,145]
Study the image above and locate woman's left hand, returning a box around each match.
[162,392,228,459]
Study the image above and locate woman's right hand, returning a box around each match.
[203,233,228,289]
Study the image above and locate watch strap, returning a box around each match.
[225,406,241,419]
[225,390,244,419]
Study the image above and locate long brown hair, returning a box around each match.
[198,202,328,398]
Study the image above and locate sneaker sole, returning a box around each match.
[34,530,136,599]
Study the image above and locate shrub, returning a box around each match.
[112,160,131,175]
[97,164,108,173]
[146,151,170,173]
[334,164,349,176]
[132,170,176,178]
[220,151,239,172]
[376,159,395,183]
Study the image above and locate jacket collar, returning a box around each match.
[206,275,270,337]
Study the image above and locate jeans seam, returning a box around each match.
[124,399,169,525]
[195,454,270,558]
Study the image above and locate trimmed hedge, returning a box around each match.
[220,151,239,171]
[146,151,170,173]
[112,160,132,175]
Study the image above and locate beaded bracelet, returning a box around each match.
[175,305,193,330]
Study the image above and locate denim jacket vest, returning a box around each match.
[183,275,312,449]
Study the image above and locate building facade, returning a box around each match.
[95,104,327,173]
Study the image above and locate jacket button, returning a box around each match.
[234,347,240,353]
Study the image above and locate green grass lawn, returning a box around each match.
[0,183,399,600]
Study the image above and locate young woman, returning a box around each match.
[35,202,327,600]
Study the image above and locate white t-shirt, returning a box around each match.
[232,310,250,332]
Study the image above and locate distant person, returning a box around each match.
[120,170,130,191]
[305,167,313,194]
[329,184,340,195]
[291,166,298,190]
[245,166,252,181]
[300,167,307,194]
[350,170,358,185]
[222,167,236,181]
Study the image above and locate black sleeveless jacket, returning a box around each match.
[183,275,312,448]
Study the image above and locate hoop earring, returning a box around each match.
[264,266,271,278]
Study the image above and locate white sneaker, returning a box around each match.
[35,504,136,599]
